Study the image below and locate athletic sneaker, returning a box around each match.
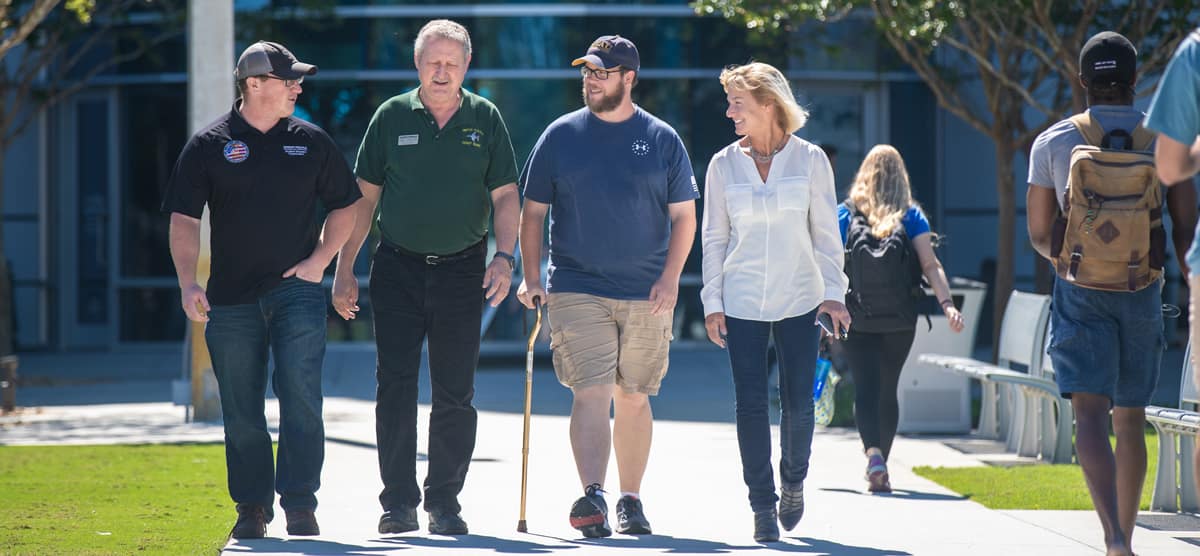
[615,495,652,535]
[569,483,611,538]
[866,453,892,493]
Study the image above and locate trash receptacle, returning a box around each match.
[897,278,987,433]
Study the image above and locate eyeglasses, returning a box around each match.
[263,74,304,87]
[579,66,622,81]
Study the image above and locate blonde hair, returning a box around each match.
[849,145,915,239]
[719,62,808,134]
[415,19,472,61]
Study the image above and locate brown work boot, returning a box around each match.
[230,504,268,539]
[285,508,320,536]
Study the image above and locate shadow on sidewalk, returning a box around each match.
[377,534,578,553]
[818,487,966,502]
[784,537,912,555]
[225,538,397,554]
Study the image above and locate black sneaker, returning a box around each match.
[378,507,419,534]
[230,504,268,539]
[615,495,652,535]
[778,484,804,531]
[428,510,469,535]
[569,483,611,538]
[753,509,780,542]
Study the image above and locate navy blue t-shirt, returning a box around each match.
[521,106,699,299]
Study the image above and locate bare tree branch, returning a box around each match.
[0,0,59,61]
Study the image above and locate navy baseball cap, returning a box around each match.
[571,35,640,71]
[235,41,317,80]
[1080,31,1136,86]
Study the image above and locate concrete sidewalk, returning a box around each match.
[3,349,1200,554]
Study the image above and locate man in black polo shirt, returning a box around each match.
[333,19,519,536]
[162,41,360,540]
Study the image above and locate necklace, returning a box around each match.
[747,139,786,164]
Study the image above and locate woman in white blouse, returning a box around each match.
[700,62,850,542]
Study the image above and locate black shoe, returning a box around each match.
[231,504,268,539]
[428,510,469,535]
[378,507,419,534]
[778,485,804,531]
[615,495,652,535]
[285,509,319,536]
[569,483,612,538]
[753,509,780,542]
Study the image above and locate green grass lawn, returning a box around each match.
[0,444,232,555]
[914,430,1159,510]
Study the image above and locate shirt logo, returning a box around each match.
[461,128,483,148]
[631,139,650,156]
[397,134,419,146]
[223,140,249,163]
[691,175,699,195]
[283,145,308,156]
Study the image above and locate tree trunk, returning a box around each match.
[0,149,12,357]
[993,140,1017,350]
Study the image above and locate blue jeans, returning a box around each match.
[1049,277,1163,407]
[725,310,819,512]
[205,277,327,516]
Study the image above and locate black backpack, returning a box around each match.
[843,201,927,333]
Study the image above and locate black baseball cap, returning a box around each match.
[235,41,317,80]
[571,35,640,71]
[1079,31,1136,87]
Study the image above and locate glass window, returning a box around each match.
[121,85,187,278]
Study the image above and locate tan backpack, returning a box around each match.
[1050,112,1164,292]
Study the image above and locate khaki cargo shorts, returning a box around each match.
[547,292,674,395]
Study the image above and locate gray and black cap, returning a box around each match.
[235,41,317,80]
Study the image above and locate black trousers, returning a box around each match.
[369,242,484,514]
[843,327,916,460]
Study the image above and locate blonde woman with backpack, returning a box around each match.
[838,144,964,493]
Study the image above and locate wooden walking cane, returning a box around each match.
[517,296,542,533]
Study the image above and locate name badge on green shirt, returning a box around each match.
[397,134,419,146]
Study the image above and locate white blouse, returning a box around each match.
[700,136,847,322]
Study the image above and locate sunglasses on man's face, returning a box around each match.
[263,74,304,88]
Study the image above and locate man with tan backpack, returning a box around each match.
[1026,31,1197,556]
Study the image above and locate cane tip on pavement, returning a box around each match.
[517,520,528,533]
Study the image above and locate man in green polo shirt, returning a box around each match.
[333,19,519,536]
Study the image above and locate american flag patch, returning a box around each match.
[223,140,249,163]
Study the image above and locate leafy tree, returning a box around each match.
[695,0,1196,339]
[0,0,183,355]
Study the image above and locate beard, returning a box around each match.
[582,83,625,114]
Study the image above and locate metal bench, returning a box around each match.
[916,291,1051,444]
[1146,341,1199,513]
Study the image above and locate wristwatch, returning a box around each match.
[493,251,515,270]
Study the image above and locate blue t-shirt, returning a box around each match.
[1145,29,1200,271]
[837,203,931,244]
[521,106,699,299]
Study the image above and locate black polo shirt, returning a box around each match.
[162,103,361,306]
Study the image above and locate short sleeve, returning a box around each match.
[314,129,362,211]
[1145,37,1200,146]
[160,134,210,218]
[904,205,931,238]
[664,131,699,203]
[1027,131,1055,188]
[485,106,519,190]
[354,104,388,186]
[520,127,557,204]
[837,202,850,243]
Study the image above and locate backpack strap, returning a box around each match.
[1069,113,1105,147]
[1130,124,1156,152]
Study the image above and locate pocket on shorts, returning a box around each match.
[550,329,576,385]
[619,324,673,389]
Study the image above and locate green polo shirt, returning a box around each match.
[355,87,518,254]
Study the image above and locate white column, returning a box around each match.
[185,0,233,422]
